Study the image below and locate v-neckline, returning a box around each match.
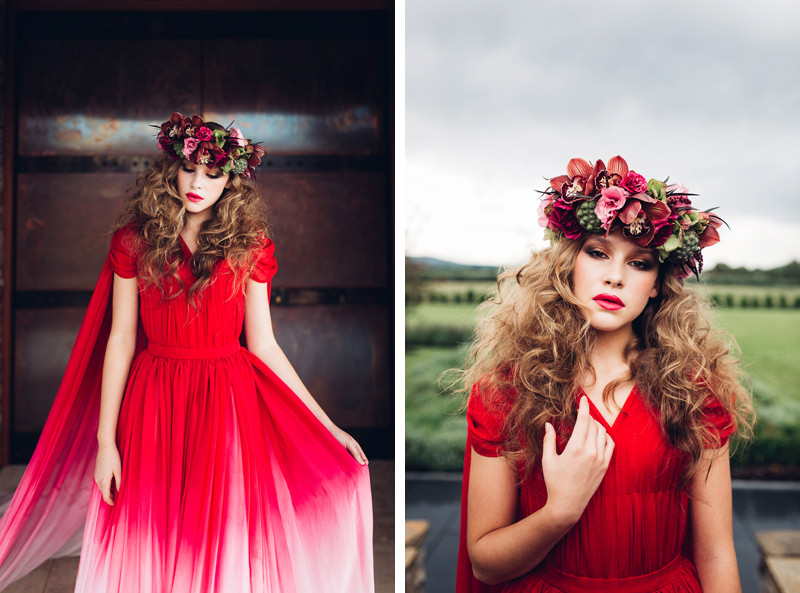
[579,385,638,433]
[178,234,195,256]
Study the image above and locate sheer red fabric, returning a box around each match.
[0,228,374,593]
[457,384,733,593]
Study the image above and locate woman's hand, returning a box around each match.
[94,442,122,506]
[329,425,368,466]
[541,395,615,525]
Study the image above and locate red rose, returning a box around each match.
[621,171,647,194]
[197,126,213,141]
[647,219,674,248]
[214,153,230,169]
[549,200,583,240]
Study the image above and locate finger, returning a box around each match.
[542,422,556,460]
[570,396,590,445]
[595,421,607,458]
[603,432,616,465]
[101,481,114,506]
[347,440,365,465]
[585,416,598,455]
[354,441,368,465]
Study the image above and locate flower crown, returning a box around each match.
[155,112,265,178]
[539,156,722,278]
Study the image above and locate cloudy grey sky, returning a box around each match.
[405,0,800,269]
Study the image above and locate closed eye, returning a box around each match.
[586,248,608,260]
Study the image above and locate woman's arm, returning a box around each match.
[243,279,367,465]
[467,397,614,584]
[690,443,741,593]
[94,273,139,505]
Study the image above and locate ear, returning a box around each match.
[649,282,659,299]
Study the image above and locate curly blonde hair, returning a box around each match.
[464,236,754,487]
[113,149,270,305]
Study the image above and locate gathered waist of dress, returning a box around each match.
[537,554,684,593]
[146,342,242,360]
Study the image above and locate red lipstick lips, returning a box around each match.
[593,293,625,310]
[186,192,203,203]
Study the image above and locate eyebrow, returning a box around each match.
[584,237,655,258]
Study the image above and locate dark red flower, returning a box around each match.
[160,112,185,139]
[646,219,673,248]
[214,153,230,169]
[196,126,213,141]
[621,212,650,239]
[248,145,265,168]
[549,200,584,239]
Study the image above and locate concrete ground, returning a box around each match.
[406,473,800,593]
[0,460,394,593]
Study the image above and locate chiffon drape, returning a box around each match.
[457,385,733,593]
[0,228,374,593]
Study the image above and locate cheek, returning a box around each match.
[176,172,188,193]
[571,255,591,293]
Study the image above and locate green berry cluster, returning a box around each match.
[231,159,249,175]
[671,231,699,262]
[576,200,603,232]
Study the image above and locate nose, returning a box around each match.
[603,263,625,288]
[189,170,203,188]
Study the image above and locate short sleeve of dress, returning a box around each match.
[701,393,736,448]
[467,384,509,458]
[109,227,138,279]
[250,235,278,284]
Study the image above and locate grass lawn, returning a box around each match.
[406,302,480,331]
[715,309,800,425]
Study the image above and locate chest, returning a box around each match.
[521,390,686,507]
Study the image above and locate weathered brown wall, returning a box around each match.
[1,6,393,464]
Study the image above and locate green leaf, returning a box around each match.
[662,234,681,252]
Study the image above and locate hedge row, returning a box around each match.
[408,291,800,309]
[406,325,473,347]
[406,422,800,474]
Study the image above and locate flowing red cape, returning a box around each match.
[0,256,147,588]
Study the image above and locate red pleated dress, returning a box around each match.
[0,228,374,593]
[457,384,734,593]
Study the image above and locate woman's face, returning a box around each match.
[572,231,660,336]
[176,160,231,219]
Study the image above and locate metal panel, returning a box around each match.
[270,305,390,427]
[13,309,84,432]
[16,173,132,290]
[18,39,202,156]
[260,172,388,288]
[205,39,384,155]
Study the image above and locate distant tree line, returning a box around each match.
[407,257,800,286]
[703,261,800,285]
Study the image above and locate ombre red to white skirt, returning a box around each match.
[75,344,374,593]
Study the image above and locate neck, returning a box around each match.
[588,325,635,373]
[183,211,210,237]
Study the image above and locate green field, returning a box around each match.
[406,286,800,473]
[714,309,800,424]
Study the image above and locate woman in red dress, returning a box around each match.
[0,113,374,593]
[457,156,754,593]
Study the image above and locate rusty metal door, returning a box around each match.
[6,10,392,463]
